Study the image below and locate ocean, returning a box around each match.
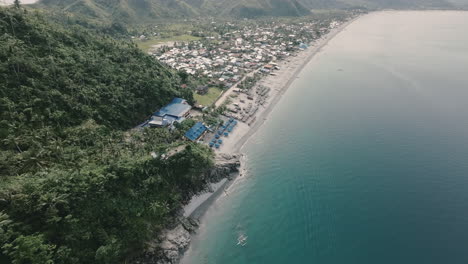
[181,11,468,264]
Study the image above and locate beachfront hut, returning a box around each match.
[184,122,208,141]
[215,144,220,149]
[224,132,229,136]
[218,139,223,144]
[215,134,220,139]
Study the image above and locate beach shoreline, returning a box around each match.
[187,14,360,216]
[186,12,360,223]
[177,15,361,264]
[233,16,359,154]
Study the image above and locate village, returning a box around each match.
[136,17,350,152]
[151,19,342,97]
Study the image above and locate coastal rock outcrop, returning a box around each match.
[133,153,241,264]
[208,153,241,182]
[159,224,191,263]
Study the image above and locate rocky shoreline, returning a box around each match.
[133,153,241,264]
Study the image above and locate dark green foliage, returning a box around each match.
[0,8,214,264]
[175,119,197,134]
[0,124,214,263]
[13,0,20,9]
[0,8,192,132]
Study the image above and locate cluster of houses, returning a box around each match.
[152,20,343,89]
[137,19,355,149]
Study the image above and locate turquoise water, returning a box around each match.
[182,11,468,264]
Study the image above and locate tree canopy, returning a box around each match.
[0,7,213,264]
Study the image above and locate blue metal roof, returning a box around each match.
[185,122,208,141]
[171,98,186,104]
[154,98,191,118]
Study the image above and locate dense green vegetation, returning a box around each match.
[0,8,195,132]
[0,7,215,264]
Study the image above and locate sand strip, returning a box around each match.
[218,16,359,154]
[183,16,360,219]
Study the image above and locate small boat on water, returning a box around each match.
[237,233,248,246]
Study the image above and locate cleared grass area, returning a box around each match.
[194,87,223,107]
[134,35,201,52]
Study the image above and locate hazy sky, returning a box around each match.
[0,0,39,6]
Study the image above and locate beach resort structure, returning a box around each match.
[184,122,209,141]
[148,98,191,127]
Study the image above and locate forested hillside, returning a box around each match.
[0,7,214,264]
[1,7,194,131]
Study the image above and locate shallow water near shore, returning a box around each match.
[181,11,468,264]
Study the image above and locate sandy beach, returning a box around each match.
[177,16,361,264]
[183,16,360,218]
[217,16,359,154]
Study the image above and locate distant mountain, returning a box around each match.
[37,0,310,22]
[333,0,456,9]
[446,0,468,8]
[36,0,200,23]
[35,0,465,24]
[189,0,310,17]
[298,0,456,9]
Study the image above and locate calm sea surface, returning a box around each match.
[182,11,468,264]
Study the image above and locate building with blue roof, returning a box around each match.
[149,98,191,127]
[185,122,208,142]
